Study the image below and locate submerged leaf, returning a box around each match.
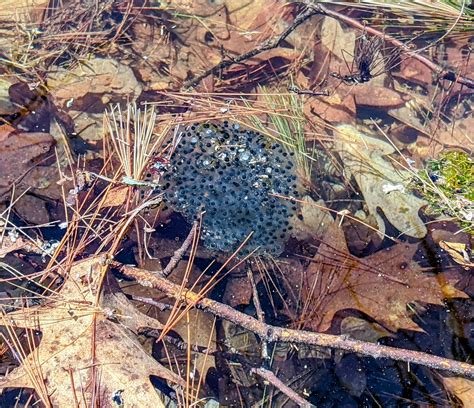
[443,376,474,407]
[0,257,181,407]
[335,124,428,238]
[301,224,467,333]
[0,131,54,197]
[320,17,355,62]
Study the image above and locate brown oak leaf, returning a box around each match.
[301,224,467,333]
[0,257,182,407]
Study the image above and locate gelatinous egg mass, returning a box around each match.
[159,121,302,256]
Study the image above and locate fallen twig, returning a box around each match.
[158,221,199,277]
[251,366,315,408]
[116,262,474,379]
[247,267,269,361]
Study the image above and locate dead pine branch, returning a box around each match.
[116,262,474,379]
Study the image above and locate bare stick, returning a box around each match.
[247,267,269,361]
[158,221,198,277]
[251,367,315,408]
[116,262,474,379]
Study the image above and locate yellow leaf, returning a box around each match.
[439,241,474,268]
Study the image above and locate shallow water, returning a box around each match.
[0,1,473,407]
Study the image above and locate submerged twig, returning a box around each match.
[117,262,474,379]
[158,221,199,278]
[251,366,315,408]
[247,267,269,361]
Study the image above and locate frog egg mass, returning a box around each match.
[159,121,302,256]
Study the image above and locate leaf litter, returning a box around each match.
[0,257,181,407]
[0,0,473,406]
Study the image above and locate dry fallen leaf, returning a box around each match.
[0,256,182,407]
[301,224,467,333]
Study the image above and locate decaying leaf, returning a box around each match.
[301,224,467,332]
[0,131,54,197]
[340,316,391,343]
[169,309,216,381]
[222,276,253,308]
[0,0,48,22]
[305,92,357,124]
[352,84,405,109]
[335,124,428,238]
[0,79,16,115]
[102,185,129,208]
[70,110,104,143]
[156,0,299,88]
[291,195,334,241]
[0,256,182,407]
[222,320,259,387]
[389,108,474,158]
[13,194,50,225]
[47,58,142,110]
[0,235,43,258]
[320,17,355,63]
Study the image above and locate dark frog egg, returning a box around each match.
[158,122,303,256]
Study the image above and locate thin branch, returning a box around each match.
[251,366,315,408]
[116,262,474,379]
[247,267,269,361]
[158,221,198,278]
